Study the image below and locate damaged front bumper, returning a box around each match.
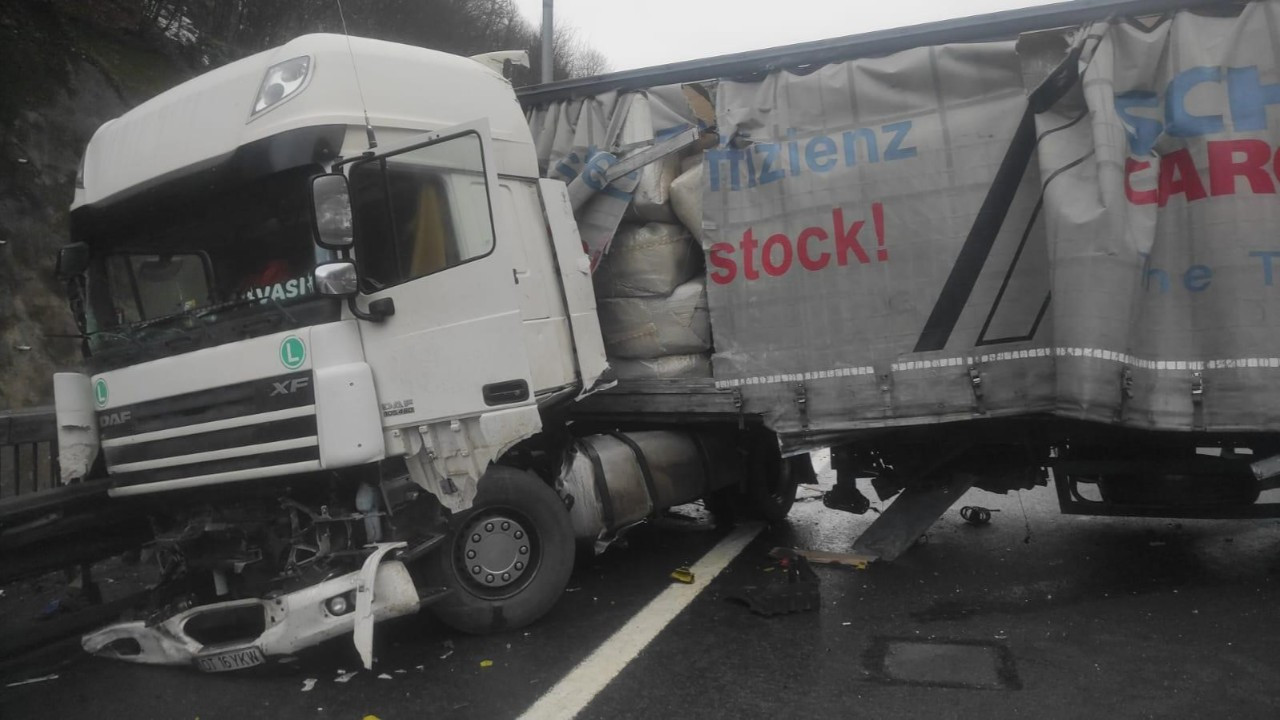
[83,543,421,672]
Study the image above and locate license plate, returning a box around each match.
[195,646,265,673]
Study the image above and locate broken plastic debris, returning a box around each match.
[335,671,359,683]
[439,649,454,660]
[670,566,695,584]
[301,679,317,692]
[6,674,58,688]
[363,716,381,720]
[14,344,31,351]
[479,660,494,668]
[395,669,406,674]
[781,547,871,570]
[377,673,392,680]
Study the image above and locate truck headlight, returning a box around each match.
[325,591,355,616]
[250,56,311,120]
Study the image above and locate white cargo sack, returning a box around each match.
[593,223,703,298]
[619,94,679,222]
[669,163,703,242]
[612,354,712,379]
[598,278,711,359]
[631,154,679,222]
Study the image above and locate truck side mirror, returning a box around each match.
[311,174,354,249]
[56,242,91,280]
[314,261,359,298]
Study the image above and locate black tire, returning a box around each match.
[425,466,574,634]
[744,450,808,522]
[707,436,809,523]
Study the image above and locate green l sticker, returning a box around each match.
[280,335,306,370]
[94,378,108,408]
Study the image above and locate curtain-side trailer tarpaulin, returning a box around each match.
[530,1,1280,438]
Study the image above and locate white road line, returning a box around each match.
[518,522,765,720]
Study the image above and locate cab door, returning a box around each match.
[348,120,535,426]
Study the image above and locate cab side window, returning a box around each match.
[350,132,495,292]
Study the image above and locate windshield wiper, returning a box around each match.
[79,329,144,348]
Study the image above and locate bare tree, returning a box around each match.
[132,0,609,82]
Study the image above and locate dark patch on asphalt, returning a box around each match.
[909,527,1232,623]
[863,637,1021,691]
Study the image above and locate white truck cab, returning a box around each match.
[61,34,605,506]
[59,35,647,671]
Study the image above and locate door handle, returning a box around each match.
[482,379,530,406]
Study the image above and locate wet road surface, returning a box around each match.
[3,476,1280,719]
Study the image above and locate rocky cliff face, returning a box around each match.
[0,3,191,409]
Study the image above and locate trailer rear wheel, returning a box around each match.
[425,466,574,634]
[707,438,810,523]
[744,450,810,522]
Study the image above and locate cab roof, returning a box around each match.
[75,34,538,209]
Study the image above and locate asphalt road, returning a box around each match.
[3,472,1280,720]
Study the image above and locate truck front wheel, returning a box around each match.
[425,466,574,634]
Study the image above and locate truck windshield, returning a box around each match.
[82,165,328,351]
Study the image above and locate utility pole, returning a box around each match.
[541,0,553,84]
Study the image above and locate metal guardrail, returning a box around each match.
[0,406,59,499]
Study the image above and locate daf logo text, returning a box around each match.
[270,377,310,397]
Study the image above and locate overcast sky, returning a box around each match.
[512,0,1062,71]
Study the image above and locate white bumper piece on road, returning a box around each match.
[82,543,417,671]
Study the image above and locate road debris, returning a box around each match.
[377,673,393,680]
[727,548,820,616]
[785,548,873,570]
[335,671,359,683]
[301,679,317,692]
[960,506,998,526]
[480,660,494,668]
[670,566,695,584]
[6,674,58,688]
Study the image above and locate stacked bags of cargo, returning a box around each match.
[583,85,716,381]
[594,222,712,379]
[527,86,716,379]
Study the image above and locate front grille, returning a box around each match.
[183,605,268,646]
[101,371,320,489]
[99,371,315,441]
